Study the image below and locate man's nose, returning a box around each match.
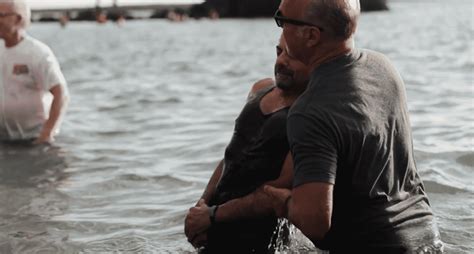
[276,53,289,67]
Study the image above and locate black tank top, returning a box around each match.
[211,86,290,205]
[206,86,290,250]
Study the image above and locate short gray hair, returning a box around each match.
[304,0,360,40]
[2,0,31,28]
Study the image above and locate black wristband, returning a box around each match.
[209,205,219,224]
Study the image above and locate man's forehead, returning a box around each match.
[280,0,310,15]
[0,3,13,11]
[281,0,361,12]
[282,0,309,5]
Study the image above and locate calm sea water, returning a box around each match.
[1,0,473,253]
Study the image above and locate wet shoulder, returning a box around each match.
[247,78,274,100]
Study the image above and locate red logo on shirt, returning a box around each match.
[13,64,29,75]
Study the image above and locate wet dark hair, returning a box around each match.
[304,0,360,40]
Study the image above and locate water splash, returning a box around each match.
[415,239,445,254]
[269,218,325,254]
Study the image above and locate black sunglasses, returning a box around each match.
[273,10,324,31]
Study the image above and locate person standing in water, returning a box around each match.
[265,0,443,252]
[0,0,69,144]
[185,36,311,253]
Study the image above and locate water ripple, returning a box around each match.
[0,1,471,253]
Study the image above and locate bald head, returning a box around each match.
[303,0,360,41]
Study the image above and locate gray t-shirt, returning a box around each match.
[289,49,439,251]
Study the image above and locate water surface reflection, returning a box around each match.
[0,142,74,253]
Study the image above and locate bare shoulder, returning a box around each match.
[248,78,274,99]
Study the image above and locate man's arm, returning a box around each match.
[35,84,69,144]
[266,109,336,245]
[184,159,223,242]
[290,182,332,244]
[215,152,293,222]
[198,159,223,205]
[264,182,332,246]
[185,152,294,240]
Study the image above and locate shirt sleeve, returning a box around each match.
[34,48,68,94]
[288,111,338,187]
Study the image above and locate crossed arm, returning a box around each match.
[184,152,294,247]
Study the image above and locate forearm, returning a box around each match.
[215,186,273,222]
[185,160,224,241]
[43,85,68,133]
[215,153,293,222]
[286,183,333,244]
[198,159,223,205]
[216,177,290,220]
[43,96,65,131]
[287,199,323,243]
[215,171,292,222]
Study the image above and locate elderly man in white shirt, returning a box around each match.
[0,0,68,144]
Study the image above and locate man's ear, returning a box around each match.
[305,27,321,48]
[15,14,23,26]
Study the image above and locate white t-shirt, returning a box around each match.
[0,35,68,140]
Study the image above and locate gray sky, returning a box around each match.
[27,0,204,10]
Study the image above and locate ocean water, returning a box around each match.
[0,0,473,253]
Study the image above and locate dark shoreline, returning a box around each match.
[32,0,389,23]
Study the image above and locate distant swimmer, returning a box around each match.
[265,0,444,253]
[0,0,69,144]
[208,9,219,20]
[59,12,70,28]
[167,10,188,22]
[96,11,107,24]
[184,35,311,253]
[116,14,126,26]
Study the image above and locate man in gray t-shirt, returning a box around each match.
[265,0,443,252]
